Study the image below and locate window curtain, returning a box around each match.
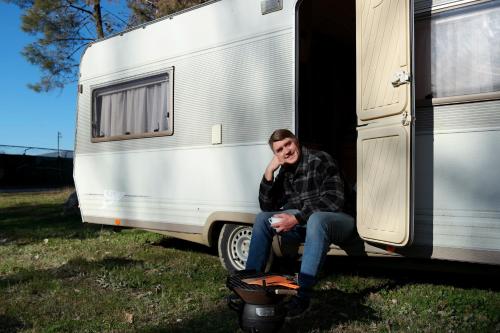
[415,2,500,99]
[97,81,169,137]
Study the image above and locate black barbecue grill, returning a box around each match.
[226,270,298,333]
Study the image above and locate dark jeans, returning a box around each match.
[245,210,355,291]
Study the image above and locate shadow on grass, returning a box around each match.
[281,286,384,332]
[0,314,28,333]
[148,256,500,332]
[154,237,217,256]
[0,256,142,290]
[0,256,143,332]
[322,256,500,292]
[142,281,391,333]
[140,303,239,333]
[0,202,107,246]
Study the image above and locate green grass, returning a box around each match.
[1,189,500,332]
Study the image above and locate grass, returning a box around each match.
[1,189,499,332]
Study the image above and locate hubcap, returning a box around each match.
[227,226,252,271]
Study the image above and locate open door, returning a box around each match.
[356,0,413,246]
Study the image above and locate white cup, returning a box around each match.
[268,216,282,226]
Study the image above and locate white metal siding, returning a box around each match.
[74,144,272,228]
[416,100,500,133]
[76,31,294,154]
[74,0,296,231]
[414,100,500,251]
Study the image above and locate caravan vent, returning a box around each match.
[261,0,283,15]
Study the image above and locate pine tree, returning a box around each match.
[3,0,128,92]
[5,0,209,92]
[128,0,209,25]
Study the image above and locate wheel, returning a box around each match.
[218,224,252,272]
[218,223,273,273]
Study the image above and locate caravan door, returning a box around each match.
[355,0,413,246]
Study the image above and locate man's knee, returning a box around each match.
[255,211,271,223]
[306,212,355,240]
[253,211,275,232]
[305,212,330,236]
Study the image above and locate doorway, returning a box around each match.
[296,0,357,192]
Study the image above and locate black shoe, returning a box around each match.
[284,295,310,319]
[227,294,243,312]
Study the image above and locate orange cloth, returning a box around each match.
[242,275,299,289]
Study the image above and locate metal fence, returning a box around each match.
[0,145,74,188]
[0,144,73,158]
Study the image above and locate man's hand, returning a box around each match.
[264,155,282,182]
[271,213,299,232]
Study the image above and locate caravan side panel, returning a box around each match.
[74,0,297,237]
[412,0,500,264]
[414,100,500,261]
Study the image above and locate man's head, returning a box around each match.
[268,129,301,165]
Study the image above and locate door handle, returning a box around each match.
[392,70,411,87]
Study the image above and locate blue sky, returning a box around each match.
[0,2,129,151]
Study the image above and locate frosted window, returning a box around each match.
[415,1,500,100]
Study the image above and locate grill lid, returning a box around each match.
[226,270,298,305]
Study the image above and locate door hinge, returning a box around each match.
[402,111,412,126]
[391,70,411,88]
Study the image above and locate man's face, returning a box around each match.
[272,138,300,165]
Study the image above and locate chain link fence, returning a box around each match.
[0,145,74,189]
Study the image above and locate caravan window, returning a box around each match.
[91,70,173,142]
[415,1,500,104]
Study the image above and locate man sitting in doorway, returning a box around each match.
[245,129,355,317]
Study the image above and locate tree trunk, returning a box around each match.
[93,0,105,39]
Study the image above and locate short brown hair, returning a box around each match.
[268,129,298,148]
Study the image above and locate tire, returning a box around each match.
[218,223,273,273]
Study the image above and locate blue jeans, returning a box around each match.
[245,210,355,291]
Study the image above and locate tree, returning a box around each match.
[6,0,209,92]
[4,0,128,92]
[128,0,209,25]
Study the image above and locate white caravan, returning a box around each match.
[74,0,500,271]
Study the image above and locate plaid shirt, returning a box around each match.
[259,147,344,225]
